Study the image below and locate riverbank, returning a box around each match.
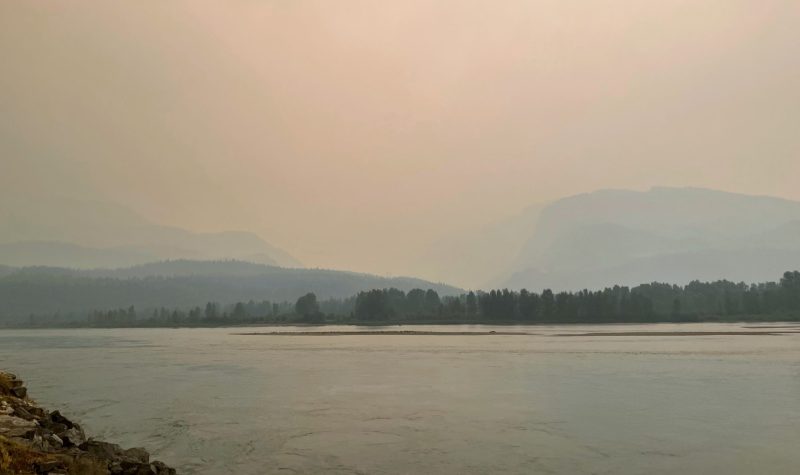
[0,371,176,475]
[233,328,800,337]
[5,312,800,330]
[233,330,531,336]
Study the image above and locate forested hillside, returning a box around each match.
[0,260,460,324]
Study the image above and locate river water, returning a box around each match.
[1,323,799,474]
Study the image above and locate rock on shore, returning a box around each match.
[0,371,176,475]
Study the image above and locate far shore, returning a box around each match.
[555,331,800,337]
[233,330,532,336]
[233,329,800,337]
[5,318,800,331]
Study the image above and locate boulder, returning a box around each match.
[47,432,64,449]
[27,405,48,418]
[80,439,124,459]
[118,458,152,474]
[150,460,177,475]
[30,432,49,451]
[45,422,69,434]
[60,427,86,447]
[11,386,27,398]
[34,458,65,473]
[0,414,38,438]
[0,373,23,396]
[122,447,150,464]
[13,405,36,421]
[49,410,75,429]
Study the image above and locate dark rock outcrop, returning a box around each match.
[0,371,176,475]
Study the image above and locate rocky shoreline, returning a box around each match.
[0,371,176,475]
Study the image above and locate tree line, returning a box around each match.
[21,271,800,327]
[347,271,800,323]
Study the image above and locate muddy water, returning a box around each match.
[1,323,799,474]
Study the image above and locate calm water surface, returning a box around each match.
[1,323,799,474]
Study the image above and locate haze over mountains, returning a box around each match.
[2,187,800,299]
[414,203,545,289]
[0,197,300,268]
[497,187,800,290]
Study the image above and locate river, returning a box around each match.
[1,323,798,474]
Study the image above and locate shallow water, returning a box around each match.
[1,323,799,474]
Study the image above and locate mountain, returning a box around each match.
[0,241,153,269]
[0,197,300,268]
[415,203,545,289]
[499,187,800,290]
[0,260,462,322]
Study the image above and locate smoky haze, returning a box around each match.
[2,1,800,287]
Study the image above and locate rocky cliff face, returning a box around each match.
[0,371,176,475]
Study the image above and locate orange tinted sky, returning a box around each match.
[2,1,799,279]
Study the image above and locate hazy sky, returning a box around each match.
[2,1,799,277]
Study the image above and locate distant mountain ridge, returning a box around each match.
[0,260,462,322]
[500,187,800,290]
[0,197,300,268]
